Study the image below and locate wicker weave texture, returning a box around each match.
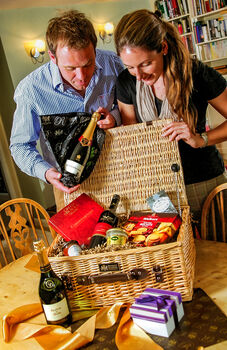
[49,207,195,310]
[49,121,195,310]
[65,121,188,213]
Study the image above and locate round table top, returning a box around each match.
[0,240,227,349]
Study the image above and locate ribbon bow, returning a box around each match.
[135,294,171,310]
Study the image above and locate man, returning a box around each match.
[10,10,123,209]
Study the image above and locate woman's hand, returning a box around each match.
[162,121,204,148]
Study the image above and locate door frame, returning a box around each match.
[0,115,22,199]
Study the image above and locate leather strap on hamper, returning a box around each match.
[76,268,148,285]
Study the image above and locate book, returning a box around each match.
[162,0,170,19]
[172,0,181,16]
[194,22,204,42]
[177,0,184,14]
[202,24,209,42]
[182,0,189,13]
[48,193,104,245]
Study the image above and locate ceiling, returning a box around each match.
[0,0,120,10]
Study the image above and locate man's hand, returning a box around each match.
[45,168,80,194]
[96,107,116,129]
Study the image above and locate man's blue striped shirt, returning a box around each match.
[10,49,124,182]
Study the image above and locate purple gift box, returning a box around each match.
[130,288,184,337]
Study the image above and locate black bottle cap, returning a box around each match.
[109,194,120,210]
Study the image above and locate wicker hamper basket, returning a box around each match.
[49,120,196,311]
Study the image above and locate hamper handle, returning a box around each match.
[76,268,148,285]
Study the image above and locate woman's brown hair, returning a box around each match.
[46,10,97,56]
[114,9,197,131]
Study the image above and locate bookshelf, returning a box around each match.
[155,0,227,68]
[192,6,227,66]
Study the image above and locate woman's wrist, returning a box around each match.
[195,132,208,148]
[199,132,208,148]
[194,133,208,148]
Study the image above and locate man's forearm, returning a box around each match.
[10,142,52,183]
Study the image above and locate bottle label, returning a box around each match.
[79,135,92,147]
[43,298,70,321]
[43,278,56,290]
[92,222,112,236]
[99,213,117,226]
[65,159,84,177]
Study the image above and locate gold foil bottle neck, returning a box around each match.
[33,239,50,268]
[92,112,101,122]
[33,239,46,253]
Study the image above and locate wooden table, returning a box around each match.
[0,253,41,349]
[0,239,227,349]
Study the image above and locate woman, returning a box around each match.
[114,9,227,228]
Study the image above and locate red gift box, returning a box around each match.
[48,193,104,245]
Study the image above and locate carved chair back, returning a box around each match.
[201,183,227,242]
[0,198,56,267]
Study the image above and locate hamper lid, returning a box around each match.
[65,120,188,214]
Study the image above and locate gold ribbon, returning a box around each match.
[2,302,163,350]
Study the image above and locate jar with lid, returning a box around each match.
[62,240,82,256]
[106,228,128,246]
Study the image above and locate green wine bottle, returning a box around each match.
[33,240,72,327]
[64,112,101,182]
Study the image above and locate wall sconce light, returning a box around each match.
[98,22,114,43]
[24,39,46,63]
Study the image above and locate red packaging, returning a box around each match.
[48,193,104,245]
[122,213,182,247]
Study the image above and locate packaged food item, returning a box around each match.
[132,234,146,245]
[122,213,182,247]
[145,233,163,246]
[106,228,128,246]
[146,190,178,214]
[62,240,82,256]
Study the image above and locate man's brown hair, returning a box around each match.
[46,10,97,56]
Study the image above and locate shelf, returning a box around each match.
[168,13,190,21]
[194,7,227,20]
[197,36,227,45]
[202,56,227,63]
[181,31,193,37]
[156,1,226,63]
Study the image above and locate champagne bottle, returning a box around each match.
[64,112,101,182]
[88,194,120,249]
[33,240,72,327]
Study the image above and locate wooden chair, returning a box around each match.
[0,198,56,267]
[201,183,227,242]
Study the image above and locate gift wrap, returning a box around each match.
[130,288,184,337]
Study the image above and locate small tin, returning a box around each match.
[106,228,128,246]
[63,240,82,256]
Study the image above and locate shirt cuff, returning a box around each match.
[34,161,53,183]
[111,108,122,127]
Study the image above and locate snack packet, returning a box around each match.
[122,213,182,247]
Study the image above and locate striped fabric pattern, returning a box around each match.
[10,49,124,182]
